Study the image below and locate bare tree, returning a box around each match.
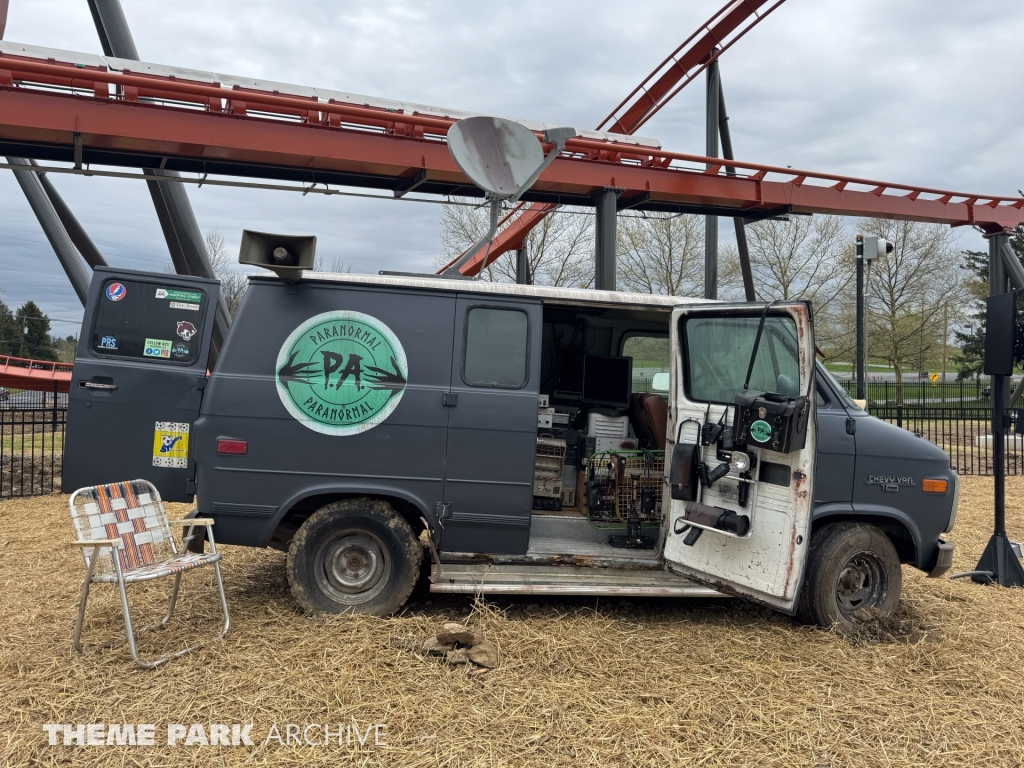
[616,213,704,295]
[848,219,968,393]
[438,200,593,287]
[744,215,848,305]
[313,253,353,273]
[713,214,855,357]
[204,230,249,318]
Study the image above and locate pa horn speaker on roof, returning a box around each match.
[238,230,317,280]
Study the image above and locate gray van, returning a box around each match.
[63,267,957,632]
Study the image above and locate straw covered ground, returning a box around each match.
[3,477,1024,767]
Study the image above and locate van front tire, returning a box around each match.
[797,522,902,633]
[287,499,422,616]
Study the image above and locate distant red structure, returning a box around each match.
[0,354,72,393]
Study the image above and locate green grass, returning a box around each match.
[0,431,64,455]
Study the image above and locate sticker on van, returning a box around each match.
[275,310,408,436]
[152,421,189,468]
[143,338,172,358]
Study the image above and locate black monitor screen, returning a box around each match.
[582,355,632,408]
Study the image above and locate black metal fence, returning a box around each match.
[869,405,1012,476]
[837,378,992,406]
[833,379,1011,476]
[1,386,66,498]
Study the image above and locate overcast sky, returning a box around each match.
[2,0,1023,337]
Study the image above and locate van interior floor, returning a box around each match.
[524,511,663,565]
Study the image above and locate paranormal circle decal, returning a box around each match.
[275,311,408,436]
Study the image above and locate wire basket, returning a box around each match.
[586,450,664,528]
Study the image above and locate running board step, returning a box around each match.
[430,564,722,597]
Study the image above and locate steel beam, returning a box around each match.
[593,188,623,291]
[515,245,531,285]
[32,161,107,268]
[7,157,92,303]
[1,83,1019,231]
[717,79,756,302]
[704,57,720,301]
[704,57,720,300]
[972,231,1024,587]
[1,8,106,293]
[87,0,229,358]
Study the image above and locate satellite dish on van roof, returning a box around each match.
[447,116,544,198]
[442,117,576,276]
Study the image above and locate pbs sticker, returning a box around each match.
[105,282,127,301]
[275,310,408,437]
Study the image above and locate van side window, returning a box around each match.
[462,307,529,388]
[816,384,830,408]
[91,279,206,365]
[621,334,668,394]
[684,315,799,404]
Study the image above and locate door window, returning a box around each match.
[462,307,529,388]
[622,334,669,394]
[90,278,206,365]
[684,315,799,404]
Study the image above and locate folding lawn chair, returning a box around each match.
[68,479,230,669]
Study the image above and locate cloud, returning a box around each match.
[1,0,1022,336]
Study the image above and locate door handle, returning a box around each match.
[80,381,117,391]
[845,417,856,435]
[443,392,458,407]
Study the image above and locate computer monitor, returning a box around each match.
[582,355,632,409]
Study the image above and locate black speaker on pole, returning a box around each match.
[984,292,1016,376]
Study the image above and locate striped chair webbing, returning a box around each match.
[95,481,156,571]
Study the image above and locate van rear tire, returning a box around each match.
[287,499,422,616]
[797,522,902,633]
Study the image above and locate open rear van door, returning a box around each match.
[62,268,219,502]
[663,302,816,613]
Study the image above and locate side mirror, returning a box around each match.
[651,372,670,392]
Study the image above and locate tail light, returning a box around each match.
[217,438,248,455]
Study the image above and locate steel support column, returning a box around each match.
[33,161,107,268]
[88,0,230,359]
[855,235,866,400]
[972,231,1024,587]
[2,5,105,298]
[717,79,755,302]
[515,245,531,285]
[593,188,623,291]
[8,158,92,303]
[704,55,720,300]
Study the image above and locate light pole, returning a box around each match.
[17,316,27,358]
[856,235,893,400]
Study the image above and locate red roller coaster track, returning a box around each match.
[0,354,72,393]
[0,4,1022,282]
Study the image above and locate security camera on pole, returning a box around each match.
[856,235,893,400]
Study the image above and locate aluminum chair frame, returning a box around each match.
[69,479,230,669]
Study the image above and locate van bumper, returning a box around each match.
[927,539,954,578]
